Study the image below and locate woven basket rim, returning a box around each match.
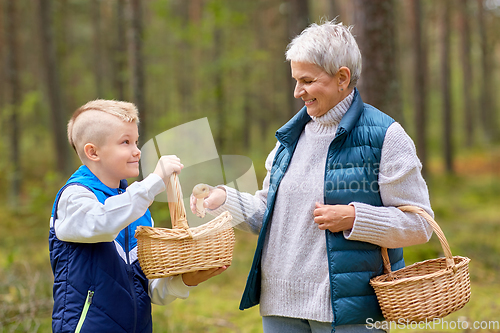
[370,255,470,286]
[135,211,232,240]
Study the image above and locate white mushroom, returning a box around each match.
[192,183,211,218]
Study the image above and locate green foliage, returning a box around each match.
[1,163,500,332]
[1,0,500,331]
[0,193,54,332]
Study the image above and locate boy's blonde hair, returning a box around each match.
[67,99,139,161]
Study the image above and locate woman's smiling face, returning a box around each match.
[291,61,345,118]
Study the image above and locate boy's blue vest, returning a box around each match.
[49,165,153,333]
[239,89,404,329]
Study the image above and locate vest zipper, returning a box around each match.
[122,201,138,332]
[118,188,138,332]
[75,290,94,333]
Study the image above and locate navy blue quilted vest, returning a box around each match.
[239,89,404,329]
[49,165,153,333]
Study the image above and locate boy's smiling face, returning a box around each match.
[90,117,141,188]
[290,61,351,118]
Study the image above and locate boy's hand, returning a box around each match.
[189,185,227,216]
[181,266,228,286]
[153,155,184,184]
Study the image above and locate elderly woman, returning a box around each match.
[192,21,433,333]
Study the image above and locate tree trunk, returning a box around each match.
[286,0,310,117]
[459,0,474,147]
[353,0,402,123]
[171,0,193,115]
[441,0,454,173]
[37,0,72,175]
[189,0,203,22]
[0,0,4,113]
[114,0,127,101]
[243,89,251,151]
[92,0,104,97]
[214,28,225,152]
[477,0,496,142]
[127,0,146,138]
[329,0,340,20]
[189,0,204,116]
[6,0,21,206]
[55,0,69,59]
[410,0,428,175]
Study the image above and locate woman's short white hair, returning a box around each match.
[285,20,362,88]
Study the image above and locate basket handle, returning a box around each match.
[381,205,456,274]
[166,173,189,230]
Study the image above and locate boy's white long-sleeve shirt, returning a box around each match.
[51,173,193,306]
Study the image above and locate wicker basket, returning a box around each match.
[370,205,471,323]
[135,174,235,279]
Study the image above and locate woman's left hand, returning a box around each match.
[313,203,355,233]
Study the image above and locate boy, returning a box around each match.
[49,100,226,333]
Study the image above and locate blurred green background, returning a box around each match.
[1,0,499,332]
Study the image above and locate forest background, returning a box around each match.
[1,0,500,332]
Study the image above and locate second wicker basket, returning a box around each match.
[370,205,471,322]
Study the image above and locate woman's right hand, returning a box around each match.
[190,185,227,215]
